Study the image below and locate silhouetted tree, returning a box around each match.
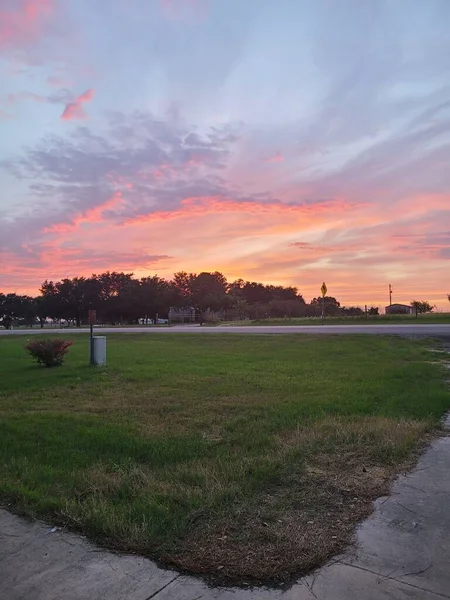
[40,278,98,327]
[190,272,229,323]
[227,280,305,319]
[138,276,175,324]
[33,296,50,328]
[0,293,34,329]
[171,271,195,307]
[341,306,364,316]
[411,300,434,315]
[309,296,341,316]
[93,271,134,324]
[3,271,369,327]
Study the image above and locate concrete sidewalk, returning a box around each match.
[2,436,450,600]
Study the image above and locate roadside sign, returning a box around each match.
[89,310,97,325]
[321,282,327,297]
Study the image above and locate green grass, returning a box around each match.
[0,334,449,584]
[223,312,450,326]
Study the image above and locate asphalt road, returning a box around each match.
[2,324,450,336]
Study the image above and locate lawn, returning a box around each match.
[0,334,449,585]
[224,312,450,327]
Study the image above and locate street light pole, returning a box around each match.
[389,284,393,306]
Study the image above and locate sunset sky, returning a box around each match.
[1,0,449,309]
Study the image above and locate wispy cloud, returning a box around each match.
[2,88,95,121]
[0,0,53,50]
[47,75,68,87]
[43,191,124,233]
[61,89,95,121]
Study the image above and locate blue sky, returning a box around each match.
[1,0,449,307]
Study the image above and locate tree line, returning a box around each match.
[0,271,380,329]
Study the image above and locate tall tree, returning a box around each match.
[0,293,34,329]
[190,272,229,322]
[40,277,98,327]
[138,276,175,323]
[171,271,195,306]
[93,271,134,324]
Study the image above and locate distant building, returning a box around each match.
[169,306,196,323]
[385,303,413,315]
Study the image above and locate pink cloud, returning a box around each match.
[124,196,359,226]
[43,191,123,234]
[0,0,53,50]
[61,89,95,121]
[265,151,285,164]
[4,187,450,310]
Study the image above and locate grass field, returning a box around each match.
[0,334,449,585]
[224,312,450,327]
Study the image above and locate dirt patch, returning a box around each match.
[167,417,432,586]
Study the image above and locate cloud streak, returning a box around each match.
[61,89,95,121]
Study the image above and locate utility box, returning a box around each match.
[93,336,106,366]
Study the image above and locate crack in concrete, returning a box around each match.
[143,575,180,600]
[302,578,320,599]
[401,563,433,578]
[339,561,450,599]
[395,501,418,515]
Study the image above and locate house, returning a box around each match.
[385,303,413,315]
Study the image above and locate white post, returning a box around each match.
[93,336,107,366]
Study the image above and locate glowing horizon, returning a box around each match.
[1,0,449,310]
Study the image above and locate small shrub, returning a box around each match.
[25,338,73,367]
[203,313,221,324]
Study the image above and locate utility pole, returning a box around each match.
[389,284,393,306]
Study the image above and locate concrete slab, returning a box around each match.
[2,436,450,599]
[0,510,179,600]
[296,562,446,600]
[341,436,450,598]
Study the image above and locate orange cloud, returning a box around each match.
[4,190,450,311]
[61,89,94,121]
[43,191,123,234]
[0,0,53,49]
[124,196,359,226]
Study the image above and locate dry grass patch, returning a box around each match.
[172,417,432,585]
[63,417,434,585]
